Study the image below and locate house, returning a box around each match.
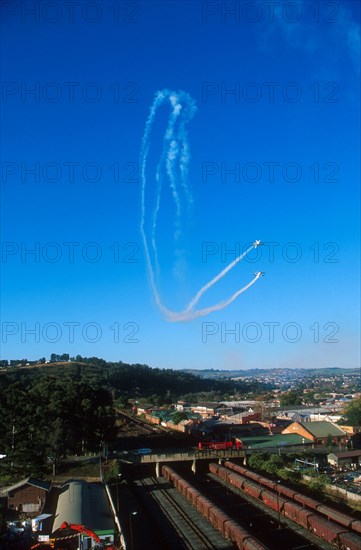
[338,425,361,448]
[0,478,51,513]
[228,411,261,424]
[281,421,346,446]
[269,418,293,434]
[192,402,222,417]
[327,450,361,469]
[135,403,154,415]
[166,418,195,433]
[144,408,167,425]
[175,402,193,412]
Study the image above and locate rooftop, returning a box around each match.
[52,481,115,535]
[298,421,346,438]
[0,477,51,496]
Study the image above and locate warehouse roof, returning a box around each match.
[298,421,345,438]
[241,434,311,449]
[52,481,115,535]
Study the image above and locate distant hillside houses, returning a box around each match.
[136,400,361,450]
[275,404,345,424]
[137,400,349,428]
[137,401,262,435]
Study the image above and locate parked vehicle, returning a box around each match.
[137,448,152,455]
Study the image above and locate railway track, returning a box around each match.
[135,476,234,549]
[206,471,332,550]
[115,409,166,433]
[168,466,329,550]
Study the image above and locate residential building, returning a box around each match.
[281,421,347,446]
[327,450,361,469]
[0,478,50,513]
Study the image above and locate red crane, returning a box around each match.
[59,522,101,544]
[31,521,117,549]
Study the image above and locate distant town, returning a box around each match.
[1,356,361,550]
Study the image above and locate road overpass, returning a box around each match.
[116,443,332,473]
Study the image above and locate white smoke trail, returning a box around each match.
[164,274,261,322]
[185,245,254,312]
[140,89,263,322]
[141,89,195,276]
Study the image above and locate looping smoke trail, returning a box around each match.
[140,89,262,322]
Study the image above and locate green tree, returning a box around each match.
[308,474,329,492]
[263,454,283,475]
[248,453,270,470]
[341,397,361,425]
[279,390,303,406]
[104,459,121,483]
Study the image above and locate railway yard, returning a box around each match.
[133,476,234,549]
[116,458,361,550]
[4,411,361,550]
[110,415,361,549]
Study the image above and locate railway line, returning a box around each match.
[133,476,234,549]
[115,409,165,434]
[223,461,361,536]
[120,456,361,549]
[209,461,361,550]
[164,464,331,550]
[141,476,232,549]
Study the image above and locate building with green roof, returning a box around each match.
[282,421,346,445]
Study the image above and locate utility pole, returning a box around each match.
[11,423,15,470]
[129,512,138,550]
[116,474,121,512]
[99,454,103,482]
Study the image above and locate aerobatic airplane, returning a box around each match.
[253,240,263,248]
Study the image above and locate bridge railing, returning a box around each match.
[138,449,246,463]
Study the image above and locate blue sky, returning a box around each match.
[1,0,360,370]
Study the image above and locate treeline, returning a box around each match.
[1,358,264,400]
[0,369,116,474]
[0,358,268,473]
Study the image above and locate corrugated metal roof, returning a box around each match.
[241,434,310,448]
[299,421,346,438]
[52,481,115,535]
[28,478,51,491]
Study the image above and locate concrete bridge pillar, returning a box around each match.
[191,459,197,474]
[155,462,161,478]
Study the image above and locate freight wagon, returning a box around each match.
[162,465,268,550]
[210,463,361,550]
[224,461,361,535]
